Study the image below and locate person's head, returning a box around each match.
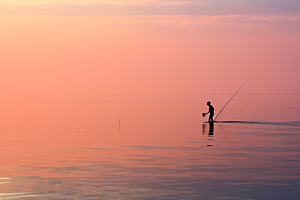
[207,101,211,106]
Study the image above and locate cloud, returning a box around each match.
[84,15,300,26]
[2,0,194,6]
[1,0,299,16]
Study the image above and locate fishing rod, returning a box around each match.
[214,80,248,121]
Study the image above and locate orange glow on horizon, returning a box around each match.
[0,2,299,95]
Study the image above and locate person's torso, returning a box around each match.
[209,105,214,112]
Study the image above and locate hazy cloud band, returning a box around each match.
[2,0,300,15]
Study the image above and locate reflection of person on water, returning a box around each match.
[208,122,214,136]
[206,101,214,122]
[202,123,214,136]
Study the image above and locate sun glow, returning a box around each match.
[2,0,194,6]
[0,0,299,94]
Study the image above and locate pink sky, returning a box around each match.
[0,0,299,94]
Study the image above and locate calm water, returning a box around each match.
[0,94,300,200]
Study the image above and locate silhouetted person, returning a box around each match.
[206,101,214,122]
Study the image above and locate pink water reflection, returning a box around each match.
[0,94,299,199]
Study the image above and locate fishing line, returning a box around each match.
[214,80,248,121]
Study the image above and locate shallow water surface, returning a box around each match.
[0,94,300,199]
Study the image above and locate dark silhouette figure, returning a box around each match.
[206,101,214,122]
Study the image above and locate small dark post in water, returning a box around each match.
[118,116,120,133]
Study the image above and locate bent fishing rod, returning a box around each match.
[214,80,248,121]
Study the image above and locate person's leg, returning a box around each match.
[209,112,214,122]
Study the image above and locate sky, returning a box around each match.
[0,0,299,94]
